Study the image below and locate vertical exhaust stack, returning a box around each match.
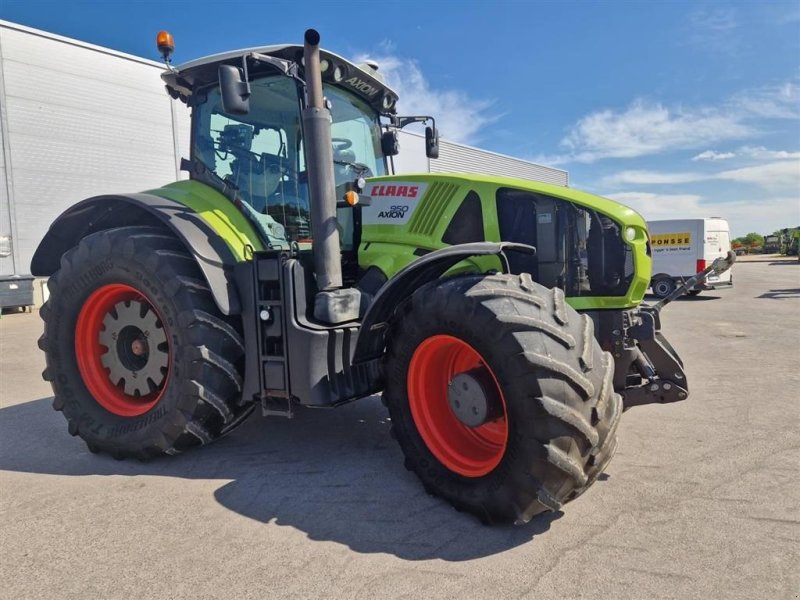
[303,29,361,324]
[302,29,342,292]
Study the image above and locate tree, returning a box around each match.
[742,232,764,247]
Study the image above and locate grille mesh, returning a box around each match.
[407,182,459,236]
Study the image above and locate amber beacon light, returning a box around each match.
[156,30,175,62]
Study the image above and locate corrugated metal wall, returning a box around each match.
[430,139,568,186]
[393,131,567,186]
[0,20,189,277]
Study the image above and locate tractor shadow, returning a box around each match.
[757,288,800,300]
[644,293,721,302]
[0,396,564,561]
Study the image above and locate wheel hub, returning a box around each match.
[447,369,502,428]
[98,300,168,396]
[407,334,509,478]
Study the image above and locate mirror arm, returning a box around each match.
[240,56,252,100]
[391,115,436,130]
[248,53,295,77]
[248,53,305,92]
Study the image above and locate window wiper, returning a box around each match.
[180,157,239,201]
[332,159,373,177]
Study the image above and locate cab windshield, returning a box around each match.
[191,74,386,244]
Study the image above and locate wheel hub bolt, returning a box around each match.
[131,338,148,357]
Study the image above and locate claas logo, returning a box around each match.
[650,232,692,247]
[369,184,420,198]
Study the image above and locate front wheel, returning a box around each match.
[39,226,254,459]
[383,273,622,525]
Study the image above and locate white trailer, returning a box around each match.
[647,218,733,298]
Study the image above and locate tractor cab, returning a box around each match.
[162,43,432,256]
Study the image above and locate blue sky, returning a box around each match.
[2,0,799,236]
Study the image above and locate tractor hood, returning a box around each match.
[361,172,649,231]
[358,173,652,310]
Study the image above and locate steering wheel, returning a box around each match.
[332,137,353,151]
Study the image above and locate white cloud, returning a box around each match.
[716,160,800,190]
[601,159,800,190]
[739,146,800,160]
[731,80,800,119]
[355,52,495,144]
[692,150,736,161]
[602,170,705,186]
[559,100,753,162]
[605,192,800,237]
[554,76,799,163]
[605,192,704,221]
[687,7,739,53]
[692,146,800,162]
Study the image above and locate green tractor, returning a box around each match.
[779,227,800,257]
[31,30,731,525]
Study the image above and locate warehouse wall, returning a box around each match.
[0,110,12,275]
[0,20,189,278]
[393,130,568,187]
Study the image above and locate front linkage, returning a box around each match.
[609,251,736,409]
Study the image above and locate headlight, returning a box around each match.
[624,226,637,242]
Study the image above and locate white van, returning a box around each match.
[647,218,733,298]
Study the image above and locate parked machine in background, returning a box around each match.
[763,235,781,254]
[648,218,733,299]
[779,227,800,257]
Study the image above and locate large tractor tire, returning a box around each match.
[383,273,622,525]
[39,226,254,459]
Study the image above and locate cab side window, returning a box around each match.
[495,188,539,279]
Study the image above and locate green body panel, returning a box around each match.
[146,180,265,260]
[360,173,651,309]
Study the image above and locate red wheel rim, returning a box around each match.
[74,283,170,417]
[407,335,508,477]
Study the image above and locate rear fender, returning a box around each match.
[30,193,243,315]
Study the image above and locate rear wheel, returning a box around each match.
[39,226,254,459]
[384,273,622,525]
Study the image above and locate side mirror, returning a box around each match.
[425,126,439,159]
[381,130,400,156]
[218,64,250,115]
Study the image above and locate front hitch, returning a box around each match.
[618,251,735,409]
[622,308,688,408]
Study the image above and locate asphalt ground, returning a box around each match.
[1,256,798,599]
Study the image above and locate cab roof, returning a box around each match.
[162,44,398,114]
